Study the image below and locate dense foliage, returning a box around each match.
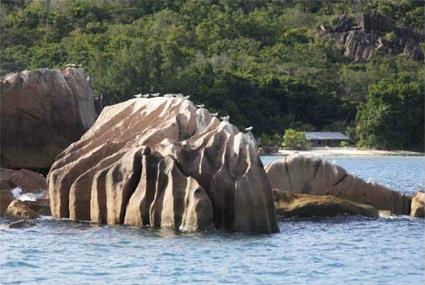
[282,129,310,150]
[1,0,423,150]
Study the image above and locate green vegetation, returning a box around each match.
[0,0,423,151]
[282,129,310,150]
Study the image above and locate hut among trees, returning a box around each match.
[305,132,350,147]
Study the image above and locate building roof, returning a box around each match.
[305,132,350,140]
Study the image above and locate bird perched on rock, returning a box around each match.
[142,93,150,98]
[151,93,160,97]
[210,112,218,117]
[220,115,230,122]
[196,104,205,108]
[183,95,190,99]
[133,93,142,98]
[164,94,173,98]
[86,75,90,82]
[244,126,253,131]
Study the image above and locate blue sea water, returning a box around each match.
[1,156,424,285]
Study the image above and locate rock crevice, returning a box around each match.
[48,97,278,233]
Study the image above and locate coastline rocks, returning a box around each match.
[0,168,46,193]
[265,156,411,215]
[274,190,378,218]
[6,219,36,229]
[319,11,424,62]
[410,192,425,218]
[0,190,14,215]
[0,168,49,216]
[4,200,39,219]
[48,97,278,233]
[0,68,96,171]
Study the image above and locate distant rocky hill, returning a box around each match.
[319,10,424,62]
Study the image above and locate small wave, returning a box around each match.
[11,187,45,202]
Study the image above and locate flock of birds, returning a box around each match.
[133,92,253,132]
[63,64,254,132]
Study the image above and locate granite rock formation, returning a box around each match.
[265,156,411,215]
[0,168,49,216]
[273,190,378,218]
[319,11,424,62]
[0,168,46,193]
[410,191,425,218]
[0,68,96,171]
[0,190,14,216]
[48,97,278,233]
[4,199,39,219]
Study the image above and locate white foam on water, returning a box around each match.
[11,187,45,202]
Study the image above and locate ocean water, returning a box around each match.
[1,156,424,285]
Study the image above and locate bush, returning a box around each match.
[282,129,310,150]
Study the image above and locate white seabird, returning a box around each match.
[210,112,218,117]
[196,104,205,108]
[142,93,150,98]
[183,95,190,99]
[220,115,230,122]
[244,126,253,131]
[151,93,160,97]
[133,93,142,98]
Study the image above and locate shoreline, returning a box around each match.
[267,147,424,157]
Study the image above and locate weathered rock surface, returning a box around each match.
[273,190,378,218]
[4,200,39,219]
[0,190,14,215]
[6,219,36,229]
[410,191,425,218]
[0,168,49,216]
[48,97,278,233]
[0,68,96,171]
[0,168,46,192]
[265,156,411,215]
[319,11,424,62]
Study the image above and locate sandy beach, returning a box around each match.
[276,147,424,157]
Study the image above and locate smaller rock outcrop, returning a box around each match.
[319,11,424,62]
[0,168,49,216]
[265,156,411,215]
[0,190,14,215]
[4,200,39,219]
[0,68,96,171]
[0,168,46,192]
[6,219,36,229]
[273,190,378,218]
[410,192,425,218]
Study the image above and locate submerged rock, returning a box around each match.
[4,200,39,219]
[48,97,278,233]
[274,190,378,218]
[265,156,411,215]
[6,219,36,229]
[410,192,425,218]
[0,68,96,171]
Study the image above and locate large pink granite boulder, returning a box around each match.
[48,97,278,233]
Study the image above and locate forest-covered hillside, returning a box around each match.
[1,0,424,150]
